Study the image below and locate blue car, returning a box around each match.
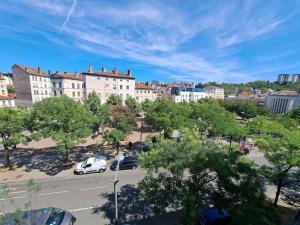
[199,208,231,225]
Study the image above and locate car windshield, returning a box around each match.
[46,209,65,225]
[82,160,87,167]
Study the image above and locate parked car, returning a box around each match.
[199,208,231,225]
[1,207,76,225]
[110,156,138,171]
[74,156,107,175]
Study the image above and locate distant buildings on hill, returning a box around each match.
[277,74,300,84]
[0,73,15,107]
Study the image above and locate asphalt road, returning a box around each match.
[1,168,145,225]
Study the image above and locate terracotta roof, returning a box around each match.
[82,71,135,79]
[52,73,83,81]
[0,95,15,100]
[135,84,153,90]
[14,64,49,78]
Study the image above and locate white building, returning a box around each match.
[0,74,8,96]
[277,74,289,84]
[12,64,52,105]
[292,74,300,83]
[0,95,15,107]
[51,72,84,101]
[135,83,157,103]
[171,87,213,103]
[204,86,225,99]
[265,93,300,114]
[82,65,135,104]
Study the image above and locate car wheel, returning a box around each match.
[132,166,137,170]
[79,171,84,175]
[99,168,105,173]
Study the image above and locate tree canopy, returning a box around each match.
[0,107,28,167]
[106,94,123,106]
[125,96,142,115]
[139,129,280,225]
[28,96,92,162]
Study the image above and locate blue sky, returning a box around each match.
[1,0,300,83]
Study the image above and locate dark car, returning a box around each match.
[110,156,138,171]
[199,208,231,225]
[1,207,76,225]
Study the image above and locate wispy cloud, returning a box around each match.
[256,51,294,62]
[0,0,299,82]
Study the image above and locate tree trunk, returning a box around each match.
[274,178,283,206]
[229,136,233,147]
[116,142,120,155]
[64,151,69,163]
[5,149,11,169]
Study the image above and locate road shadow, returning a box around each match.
[94,184,182,225]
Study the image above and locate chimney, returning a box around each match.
[127,69,131,76]
[101,67,106,72]
[88,64,93,73]
[113,67,117,74]
[37,67,41,74]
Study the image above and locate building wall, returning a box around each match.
[52,79,83,101]
[13,66,32,102]
[172,91,212,103]
[29,75,52,103]
[83,75,135,104]
[205,87,225,99]
[135,89,157,103]
[0,99,15,107]
[265,95,300,114]
[0,79,7,96]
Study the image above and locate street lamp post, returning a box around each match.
[110,154,124,225]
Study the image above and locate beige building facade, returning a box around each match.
[135,83,157,103]
[12,64,52,105]
[52,73,84,101]
[82,65,135,104]
[204,86,225,99]
[0,74,8,96]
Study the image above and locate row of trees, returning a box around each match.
[0,93,139,168]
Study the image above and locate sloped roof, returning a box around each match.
[135,83,153,90]
[82,71,135,79]
[52,73,83,81]
[13,64,49,78]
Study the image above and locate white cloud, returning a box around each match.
[61,0,77,30]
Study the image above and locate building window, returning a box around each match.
[113,78,116,81]
[105,84,109,88]
[44,78,46,82]
[53,82,56,88]
[40,77,42,81]
[54,91,57,96]
[126,94,129,99]
[113,84,117,90]
[72,83,75,89]
[59,82,62,88]
[60,91,62,95]
[106,78,108,81]
[77,92,80,97]
[148,91,150,93]
[77,83,80,89]
[36,90,39,95]
[45,84,47,88]
[73,92,75,97]
[45,90,48,95]
[1,90,4,95]
[120,85,123,89]
[97,77,101,80]
[126,85,129,90]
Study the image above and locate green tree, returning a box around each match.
[28,96,92,162]
[7,86,16,94]
[125,96,142,115]
[139,129,280,225]
[288,106,300,122]
[250,116,300,205]
[106,94,123,106]
[104,129,125,155]
[109,105,136,134]
[0,108,28,168]
[84,91,109,135]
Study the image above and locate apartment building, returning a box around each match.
[204,86,225,99]
[135,83,157,103]
[0,95,16,107]
[171,87,213,103]
[0,74,8,96]
[277,74,290,84]
[52,72,84,101]
[82,65,135,104]
[265,92,300,114]
[12,64,52,105]
[292,74,300,83]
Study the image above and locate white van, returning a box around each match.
[74,156,107,175]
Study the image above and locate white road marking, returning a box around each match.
[0,196,27,201]
[39,190,69,196]
[79,186,108,191]
[68,207,94,212]
[10,191,27,194]
[8,187,17,190]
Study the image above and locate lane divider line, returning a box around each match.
[39,190,69,196]
[79,186,108,191]
[0,196,27,201]
[10,191,27,194]
[68,207,94,212]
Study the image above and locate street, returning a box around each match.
[1,169,145,225]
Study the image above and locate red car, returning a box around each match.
[240,145,249,154]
